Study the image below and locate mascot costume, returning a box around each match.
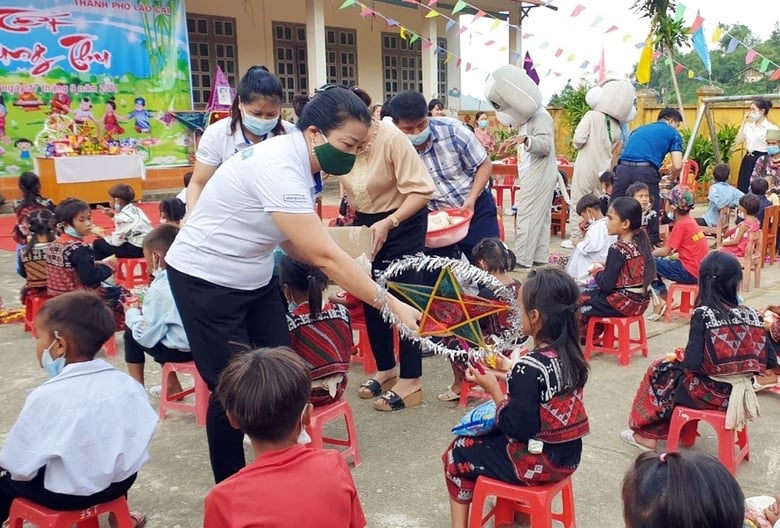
[485,65,557,267]
[564,79,636,244]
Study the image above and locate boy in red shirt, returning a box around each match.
[203,347,366,528]
[648,184,709,320]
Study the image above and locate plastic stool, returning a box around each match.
[666,406,750,475]
[102,334,117,359]
[350,322,399,375]
[24,293,52,333]
[469,475,576,528]
[8,496,134,528]
[459,378,507,409]
[158,361,210,426]
[306,399,361,467]
[664,283,699,322]
[584,315,648,366]
[115,258,148,290]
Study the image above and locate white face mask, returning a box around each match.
[297,403,312,445]
[151,252,163,278]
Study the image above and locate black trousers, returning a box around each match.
[0,469,135,522]
[737,152,763,193]
[612,164,661,245]
[167,266,290,483]
[93,239,144,260]
[123,328,191,365]
[353,207,427,379]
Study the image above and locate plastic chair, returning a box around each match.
[306,399,361,467]
[8,496,134,528]
[584,315,648,366]
[158,361,210,427]
[115,258,148,290]
[666,405,750,476]
[701,207,732,248]
[491,163,519,211]
[24,292,52,333]
[350,321,399,375]
[664,284,699,322]
[761,205,779,267]
[681,159,699,188]
[741,230,763,292]
[468,475,576,528]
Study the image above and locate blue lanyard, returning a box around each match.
[313,172,323,194]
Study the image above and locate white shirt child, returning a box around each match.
[566,216,616,283]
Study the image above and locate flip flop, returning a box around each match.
[620,429,653,452]
[374,389,423,412]
[357,377,397,399]
[647,303,667,322]
[437,386,461,402]
[130,511,147,528]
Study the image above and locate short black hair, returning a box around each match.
[217,347,310,442]
[658,107,683,123]
[182,171,192,187]
[296,86,372,134]
[143,223,179,254]
[231,65,284,136]
[575,194,602,215]
[625,182,650,199]
[754,98,773,115]
[750,177,769,196]
[55,198,90,225]
[740,192,760,215]
[390,91,428,123]
[159,198,186,223]
[428,98,443,115]
[599,171,615,185]
[37,291,115,359]
[712,163,730,183]
[108,183,135,203]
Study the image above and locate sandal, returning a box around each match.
[357,377,397,399]
[620,429,653,452]
[437,386,461,402]
[130,512,147,528]
[374,389,423,412]
[647,303,667,322]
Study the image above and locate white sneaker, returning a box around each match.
[560,239,574,249]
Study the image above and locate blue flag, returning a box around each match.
[691,12,711,75]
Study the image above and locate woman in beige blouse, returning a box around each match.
[342,89,435,412]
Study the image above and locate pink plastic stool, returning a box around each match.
[158,361,210,426]
[666,405,750,475]
[469,475,576,528]
[664,283,699,322]
[306,399,361,467]
[115,258,148,290]
[584,315,648,366]
[350,321,399,375]
[8,496,134,528]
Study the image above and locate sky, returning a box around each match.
[458,0,779,104]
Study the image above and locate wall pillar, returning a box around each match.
[421,13,438,100]
[306,0,327,90]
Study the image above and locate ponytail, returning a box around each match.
[634,228,656,290]
[279,254,330,318]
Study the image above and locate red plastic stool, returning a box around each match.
[664,283,699,322]
[115,258,148,290]
[666,406,750,475]
[8,496,134,528]
[459,378,507,409]
[24,293,52,333]
[306,399,361,467]
[350,321,399,375]
[469,475,576,528]
[158,361,210,427]
[584,315,648,366]
[102,334,117,359]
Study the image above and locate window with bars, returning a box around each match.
[186,14,238,109]
[382,33,447,105]
[273,23,359,104]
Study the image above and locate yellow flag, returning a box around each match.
[636,39,653,84]
[688,69,695,79]
[444,53,452,64]
[711,26,723,43]
[425,10,439,18]
[400,27,407,40]
[489,18,502,32]
[567,54,575,62]
[622,33,633,42]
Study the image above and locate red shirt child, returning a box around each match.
[665,214,709,279]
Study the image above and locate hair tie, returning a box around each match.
[307,274,314,281]
[659,452,667,463]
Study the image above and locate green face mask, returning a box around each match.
[313,133,356,175]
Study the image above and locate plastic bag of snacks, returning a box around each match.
[451,400,497,436]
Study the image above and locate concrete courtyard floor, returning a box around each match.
[0,195,779,527]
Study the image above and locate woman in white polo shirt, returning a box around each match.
[166,87,420,484]
[186,65,296,212]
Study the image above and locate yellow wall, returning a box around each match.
[183,0,460,107]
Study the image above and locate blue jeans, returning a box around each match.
[652,257,697,295]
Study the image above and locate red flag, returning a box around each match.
[597,48,606,83]
[771,69,780,81]
[604,25,618,33]
[555,48,563,58]
[473,9,486,22]
[689,14,704,33]
[674,64,685,74]
[570,4,585,17]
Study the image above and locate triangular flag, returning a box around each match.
[522,32,533,39]
[409,34,419,45]
[690,14,704,34]
[465,62,472,71]
[555,48,563,57]
[674,3,686,21]
[457,25,468,36]
[399,27,407,40]
[512,52,522,62]
[444,53,452,64]
[423,40,434,49]
[473,10,486,22]
[544,68,551,77]
[597,48,606,83]
[570,4,585,17]
[675,64,685,74]
[691,11,711,75]
[567,54,575,62]
[207,65,234,111]
[339,0,356,8]
[636,40,653,84]
[428,0,438,5]
[539,41,549,49]
[452,0,467,14]
[760,58,770,73]
[591,16,602,27]
[604,25,618,33]
[523,51,540,84]
[664,57,673,66]
[484,40,495,46]
[746,49,758,64]
[498,46,507,52]
[688,70,695,79]
[652,50,661,60]
[580,60,590,69]
[726,37,739,53]
[489,18,502,32]
[622,33,633,42]
[360,8,374,17]
[386,18,400,27]
[446,19,456,31]
[711,26,723,43]
[771,69,780,81]
[455,58,462,68]
[635,41,645,49]
[425,10,439,18]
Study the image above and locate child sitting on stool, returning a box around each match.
[0,292,156,527]
[124,224,191,397]
[94,184,152,260]
[20,209,55,303]
[203,347,366,527]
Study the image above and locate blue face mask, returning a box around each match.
[477,119,489,129]
[41,336,65,378]
[407,126,432,146]
[767,145,780,156]
[242,107,278,137]
[737,293,744,305]
[64,226,82,238]
[114,202,122,212]
[287,300,297,312]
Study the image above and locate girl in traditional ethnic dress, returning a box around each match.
[443,268,590,528]
[19,209,55,304]
[621,252,777,452]
[280,255,353,407]
[580,197,655,331]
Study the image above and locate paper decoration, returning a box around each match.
[445,19,456,31]
[760,58,770,73]
[452,0,468,14]
[691,12,711,75]
[636,40,653,84]
[772,69,780,81]
[664,57,673,66]
[425,10,439,18]
[674,3,686,21]
[596,48,605,83]
[591,16,602,27]
[570,4,585,17]
[622,33,633,42]
[524,51,540,84]
[689,14,704,33]
[555,48,563,57]
[726,37,739,53]
[473,10,486,23]
[712,27,723,43]
[489,18,502,32]
[428,0,438,6]
[339,0,356,8]
[746,49,758,64]
[675,64,685,74]
[360,7,374,17]
[688,70,694,79]
[604,25,618,33]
